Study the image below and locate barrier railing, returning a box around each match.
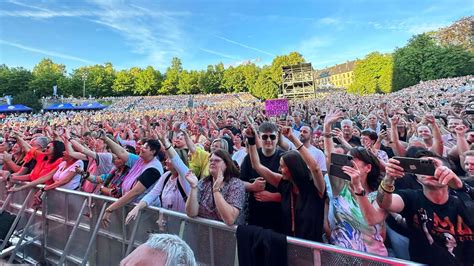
[0,183,420,265]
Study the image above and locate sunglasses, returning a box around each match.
[261,134,277,141]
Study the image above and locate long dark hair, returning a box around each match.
[349,147,381,191]
[210,149,239,182]
[282,151,316,194]
[49,140,65,163]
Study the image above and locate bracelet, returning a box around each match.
[165,145,172,150]
[247,137,256,145]
[296,144,304,150]
[105,209,113,213]
[322,133,332,138]
[379,183,395,194]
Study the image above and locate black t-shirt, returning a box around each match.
[137,168,161,189]
[23,159,37,174]
[240,148,284,232]
[333,135,361,147]
[278,179,325,242]
[397,189,474,265]
[386,174,422,237]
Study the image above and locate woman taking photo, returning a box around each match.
[185,149,245,226]
[323,109,387,256]
[245,126,326,242]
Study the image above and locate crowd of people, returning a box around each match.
[0,75,473,265]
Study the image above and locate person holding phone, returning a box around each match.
[377,152,473,265]
[323,109,387,256]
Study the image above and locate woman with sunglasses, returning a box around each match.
[8,139,70,192]
[244,126,326,242]
[323,109,387,256]
[9,133,64,185]
[184,148,245,226]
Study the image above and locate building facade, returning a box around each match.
[313,61,356,89]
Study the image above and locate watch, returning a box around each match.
[354,189,366,196]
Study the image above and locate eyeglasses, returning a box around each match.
[261,134,277,141]
[209,158,223,163]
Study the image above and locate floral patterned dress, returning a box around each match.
[197,177,245,224]
[328,181,387,256]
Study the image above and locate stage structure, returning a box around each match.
[279,63,316,99]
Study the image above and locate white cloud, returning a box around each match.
[4,0,190,69]
[215,36,275,57]
[199,48,240,60]
[0,39,95,64]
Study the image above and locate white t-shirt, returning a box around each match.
[307,145,327,172]
[232,148,248,167]
[52,160,84,190]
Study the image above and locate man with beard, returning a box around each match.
[299,126,327,173]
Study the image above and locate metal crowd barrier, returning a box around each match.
[0,183,419,265]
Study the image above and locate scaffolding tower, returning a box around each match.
[279,63,316,99]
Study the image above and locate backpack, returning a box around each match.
[159,173,188,205]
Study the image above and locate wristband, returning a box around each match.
[247,137,256,145]
[296,144,304,150]
[323,133,332,138]
[379,183,395,193]
[165,145,172,150]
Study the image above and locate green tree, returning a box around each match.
[201,63,225,93]
[348,52,393,94]
[135,66,162,95]
[113,69,135,96]
[253,66,278,99]
[160,57,182,95]
[241,63,260,93]
[178,70,201,94]
[0,65,33,97]
[75,63,115,97]
[393,34,474,91]
[223,66,246,93]
[29,58,66,97]
[12,90,42,111]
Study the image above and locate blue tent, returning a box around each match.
[0,104,33,113]
[44,103,76,111]
[75,102,107,110]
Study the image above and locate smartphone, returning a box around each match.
[180,123,187,131]
[393,156,436,176]
[466,109,474,115]
[381,124,387,131]
[329,164,351,181]
[329,153,353,180]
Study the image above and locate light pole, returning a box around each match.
[81,72,88,98]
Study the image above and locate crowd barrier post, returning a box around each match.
[81,202,108,266]
[0,188,35,252]
[7,206,40,264]
[125,208,143,256]
[57,198,88,265]
[0,193,13,213]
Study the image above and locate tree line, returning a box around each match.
[0,52,305,109]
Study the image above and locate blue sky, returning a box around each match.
[0,0,471,73]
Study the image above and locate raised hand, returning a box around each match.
[184,170,199,188]
[324,109,344,125]
[385,158,405,180]
[390,115,400,127]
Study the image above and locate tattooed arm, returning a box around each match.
[376,158,405,213]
